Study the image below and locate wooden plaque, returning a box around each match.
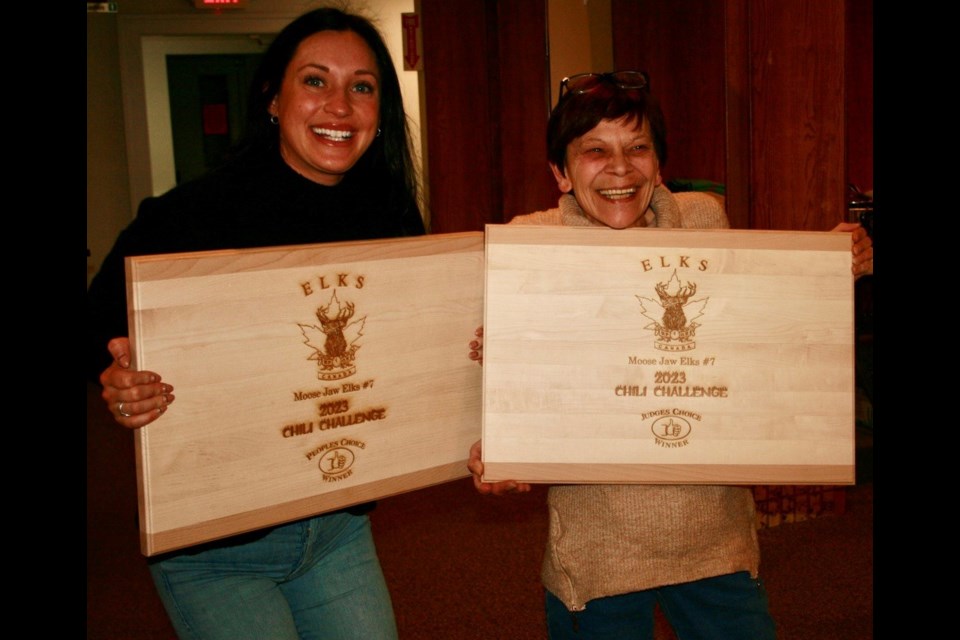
[127,232,484,556]
[482,225,855,485]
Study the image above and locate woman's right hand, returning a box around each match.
[469,326,483,365]
[99,337,174,429]
[467,329,530,494]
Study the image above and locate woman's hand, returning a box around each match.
[469,326,483,365]
[99,337,175,429]
[833,222,873,279]
[466,329,530,493]
[467,440,531,495]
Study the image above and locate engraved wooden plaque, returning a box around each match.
[127,232,484,556]
[481,225,855,486]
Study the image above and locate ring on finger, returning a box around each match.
[118,402,133,418]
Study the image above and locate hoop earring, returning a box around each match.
[376,127,382,137]
[270,115,279,125]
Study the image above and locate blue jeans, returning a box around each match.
[545,572,776,640]
[149,511,397,640]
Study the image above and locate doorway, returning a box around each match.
[166,53,263,185]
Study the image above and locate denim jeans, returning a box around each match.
[148,511,397,640]
[545,571,777,640]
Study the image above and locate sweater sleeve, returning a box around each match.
[86,197,187,383]
[672,191,730,229]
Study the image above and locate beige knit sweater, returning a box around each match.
[510,186,759,612]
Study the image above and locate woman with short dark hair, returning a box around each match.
[469,70,872,640]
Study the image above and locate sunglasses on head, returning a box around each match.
[558,71,650,99]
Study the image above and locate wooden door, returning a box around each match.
[418,0,556,232]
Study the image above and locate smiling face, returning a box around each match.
[551,116,662,229]
[268,30,380,186]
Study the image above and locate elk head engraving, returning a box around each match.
[655,281,696,330]
[316,301,355,357]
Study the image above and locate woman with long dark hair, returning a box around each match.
[88,8,423,639]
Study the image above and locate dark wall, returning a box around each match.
[846,0,873,193]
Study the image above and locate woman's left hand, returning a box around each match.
[832,222,873,279]
[467,440,531,496]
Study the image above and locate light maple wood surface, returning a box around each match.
[127,233,484,556]
[481,225,854,486]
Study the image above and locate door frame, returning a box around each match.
[117,15,288,215]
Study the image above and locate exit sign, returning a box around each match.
[194,0,247,9]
